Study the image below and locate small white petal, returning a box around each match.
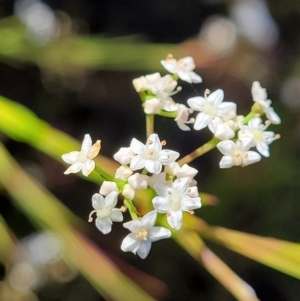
[145,160,162,174]
[104,191,118,208]
[176,121,191,131]
[148,227,171,241]
[121,233,141,253]
[187,96,206,111]
[217,140,236,156]
[219,156,234,168]
[208,89,224,106]
[167,211,183,230]
[95,217,112,234]
[160,59,178,74]
[194,112,210,130]
[265,107,281,124]
[123,220,142,233]
[81,134,92,153]
[188,71,202,83]
[130,138,146,154]
[141,210,157,228]
[130,155,146,171]
[256,141,270,157]
[62,151,79,164]
[208,116,223,133]
[82,160,95,176]
[110,209,123,222]
[137,241,152,259]
[92,193,105,209]
[64,162,83,174]
[243,151,262,166]
[172,177,190,195]
[180,196,201,211]
[147,134,161,152]
[152,196,170,213]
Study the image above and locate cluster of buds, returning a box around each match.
[61,54,281,259]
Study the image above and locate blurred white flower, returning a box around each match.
[161,54,202,84]
[153,177,201,230]
[252,81,281,124]
[121,210,171,259]
[62,134,100,176]
[88,192,123,234]
[188,89,236,133]
[130,134,179,174]
[217,137,261,168]
[238,117,279,157]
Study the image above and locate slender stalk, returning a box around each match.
[124,199,139,220]
[178,136,220,165]
[146,114,154,137]
[94,165,114,181]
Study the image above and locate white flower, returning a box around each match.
[121,210,171,259]
[152,177,201,230]
[128,173,149,189]
[115,165,133,181]
[188,89,237,133]
[175,104,193,131]
[238,117,279,157]
[217,138,261,168]
[113,147,134,165]
[100,181,118,196]
[133,72,179,113]
[130,134,179,174]
[88,191,123,234]
[252,81,281,124]
[161,54,202,84]
[62,134,100,176]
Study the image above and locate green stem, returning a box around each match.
[124,199,139,220]
[243,111,255,124]
[146,114,154,137]
[157,110,178,118]
[94,165,114,181]
[178,137,220,166]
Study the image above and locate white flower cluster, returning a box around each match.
[62,133,201,259]
[61,54,281,259]
[133,55,281,168]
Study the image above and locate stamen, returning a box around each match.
[161,140,167,146]
[189,210,194,215]
[166,212,171,217]
[189,118,195,124]
[120,206,127,212]
[187,188,191,193]
[88,210,97,222]
[166,54,174,61]
[205,89,211,97]
[147,139,153,145]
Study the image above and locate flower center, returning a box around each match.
[76,152,88,163]
[142,150,160,161]
[169,191,181,211]
[96,207,111,219]
[252,129,263,141]
[232,150,244,166]
[136,228,148,241]
[203,103,217,117]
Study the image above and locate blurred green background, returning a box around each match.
[0,0,300,300]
